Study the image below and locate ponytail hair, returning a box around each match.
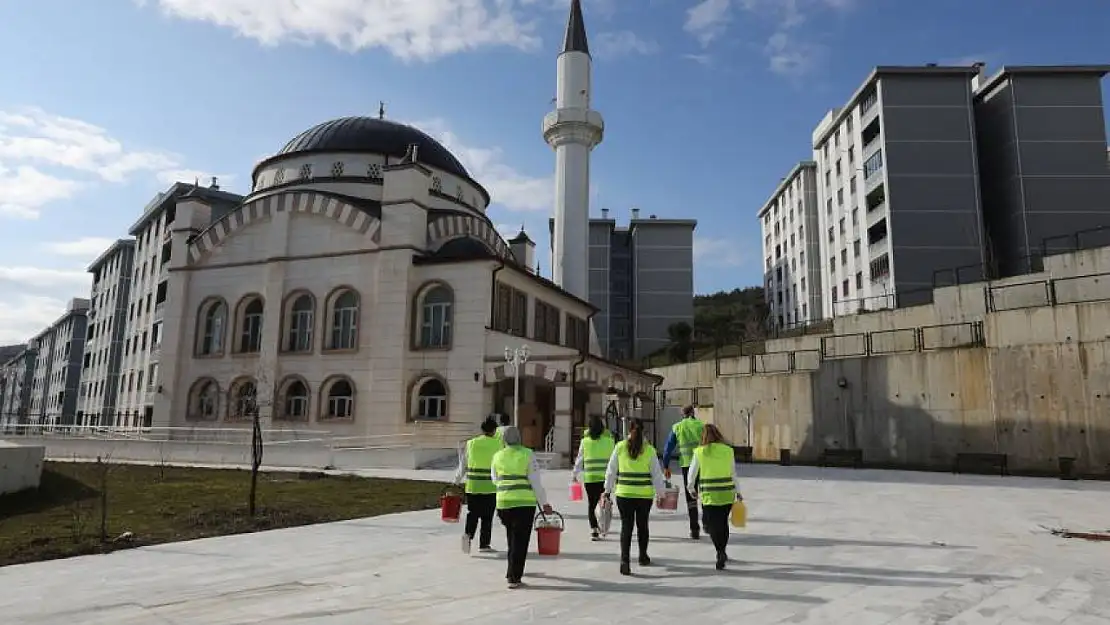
[700,423,727,452]
[587,414,604,440]
[626,418,645,459]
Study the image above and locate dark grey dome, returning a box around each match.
[276,117,471,180]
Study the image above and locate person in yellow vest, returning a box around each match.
[453,416,502,554]
[662,404,706,539]
[603,418,667,576]
[572,415,615,541]
[491,425,551,589]
[686,423,743,570]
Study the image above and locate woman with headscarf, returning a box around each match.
[490,425,551,588]
[603,418,667,576]
[572,414,616,540]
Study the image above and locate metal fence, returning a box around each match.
[986,270,1110,313]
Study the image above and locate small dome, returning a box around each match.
[275,117,471,180]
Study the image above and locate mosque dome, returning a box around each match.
[269,116,471,180]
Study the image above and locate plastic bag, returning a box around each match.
[596,496,613,536]
[730,499,747,528]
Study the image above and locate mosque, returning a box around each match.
[153,0,662,461]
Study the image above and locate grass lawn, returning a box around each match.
[0,461,449,567]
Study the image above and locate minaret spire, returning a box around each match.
[562,0,590,56]
[543,0,604,301]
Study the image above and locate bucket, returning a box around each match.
[569,481,584,502]
[535,510,565,556]
[658,482,679,511]
[440,487,462,523]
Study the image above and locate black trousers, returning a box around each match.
[584,481,605,530]
[702,503,731,557]
[497,505,536,583]
[681,466,700,534]
[616,496,653,562]
[464,492,496,548]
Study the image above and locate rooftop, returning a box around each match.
[86,238,136,273]
[974,64,1110,97]
[758,161,817,219]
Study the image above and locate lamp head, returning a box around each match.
[504,346,511,361]
[521,344,530,361]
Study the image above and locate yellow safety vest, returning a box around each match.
[492,445,537,510]
[693,443,736,506]
[580,431,615,484]
[464,435,502,495]
[672,418,705,467]
[614,440,657,499]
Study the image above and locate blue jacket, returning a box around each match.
[660,430,678,469]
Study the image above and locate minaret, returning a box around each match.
[543,0,604,300]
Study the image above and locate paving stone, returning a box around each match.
[2,465,1109,624]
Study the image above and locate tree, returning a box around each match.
[243,365,270,518]
[667,321,694,363]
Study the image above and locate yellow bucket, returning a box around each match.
[730,500,747,528]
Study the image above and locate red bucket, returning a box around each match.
[535,510,565,556]
[441,488,462,523]
[658,483,679,511]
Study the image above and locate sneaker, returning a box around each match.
[479,546,495,553]
[461,535,472,555]
[508,581,522,589]
[690,530,701,540]
[619,562,632,576]
[590,531,600,542]
[716,552,727,570]
[638,555,652,566]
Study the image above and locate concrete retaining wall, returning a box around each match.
[0,441,45,494]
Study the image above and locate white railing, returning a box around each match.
[330,421,476,451]
[0,423,331,444]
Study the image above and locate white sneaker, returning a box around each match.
[462,535,472,554]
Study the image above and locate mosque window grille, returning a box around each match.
[455,185,464,200]
[431,176,443,192]
[273,168,285,184]
[330,161,344,177]
[299,163,313,180]
[367,163,383,180]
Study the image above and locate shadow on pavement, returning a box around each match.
[525,571,826,603]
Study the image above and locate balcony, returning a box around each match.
[153,302,166,322]
[869,236,890,258]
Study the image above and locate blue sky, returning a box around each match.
[1,0,1108,343]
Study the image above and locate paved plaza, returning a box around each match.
[2,465,1110,624]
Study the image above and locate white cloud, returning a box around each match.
[683,53,713,65]
[0,295,72,345]
[765,31,822,78]
[693,236,748,268]
[138,0,544,62]
[414,119,553,213]
[685,0,731,48]
[0,107,221,219]
[42,237,119,258]
[0,266,91,289]
[594,31,659,59]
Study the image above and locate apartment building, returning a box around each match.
[557,209,696,360]
[26,299,89,424]
[0,346,37,426]
[78,239,136,426]
[973,66,1110,277]
[116,180,242,426]
[759,161,823,329]
[812,65,986,318]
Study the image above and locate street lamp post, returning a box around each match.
[504,345,530,427]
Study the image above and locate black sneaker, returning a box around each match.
[619,561,632,576]
[690,530,701,540]
[716,553,726,570]
[638,555,651,566]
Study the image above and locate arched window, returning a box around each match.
[415,378,448,420]
[277,377,310,421]
[228,377,258,420]
[416,284,453,349]
[188,379,219,421]
[196,299,227,356]
[321,376,355,419]
[283,293,315,353]
[327,289,359,351]
[236,296,265,354]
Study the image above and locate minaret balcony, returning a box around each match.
[543,109,605,148]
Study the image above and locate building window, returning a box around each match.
[533,301,561,344]
[227,377,257,421]
[842,279,850,297]
[565,315,589,352]
[299,163,312,179]
[187,378,219,421]
[856,272,863,290]
[414,377,448,420]
[864,150,884,179]
[321,376,355,420]
[413,284,453,349]
[284,293,315,353]
[827,227,834,243]
[493,282,527,337]
[854,239,861,257]
[839,217,846,235]
[841,249,848,264]
[196,298,227,356]
[327,289,360,350]
[831,287,838,303]
[278,377,309,421]
[236,297,265,354]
